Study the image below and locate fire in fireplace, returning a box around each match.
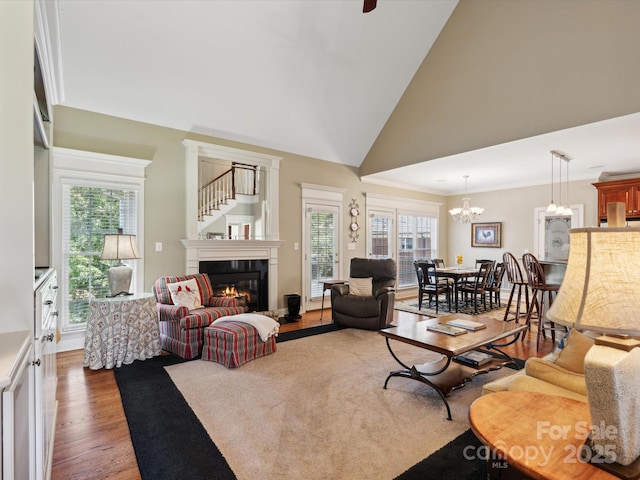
[199,260,268,312]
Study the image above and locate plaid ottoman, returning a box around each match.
[202,320,277,368]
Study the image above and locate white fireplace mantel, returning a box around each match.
[181,239,284,311]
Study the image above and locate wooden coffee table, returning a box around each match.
[379,313,527,420]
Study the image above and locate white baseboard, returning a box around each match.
[56,329,85,353]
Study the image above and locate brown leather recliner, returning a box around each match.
[330,258,396,330]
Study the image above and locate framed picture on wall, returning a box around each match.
[471,222,502,248]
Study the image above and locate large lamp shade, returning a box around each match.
[546,227,640,472]
[546,227,640,335]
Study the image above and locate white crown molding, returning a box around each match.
[35,0,64,105]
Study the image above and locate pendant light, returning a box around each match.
[555,152,566,215]
[562,155,572,216]
[549,150,572,216]
[546,151,557,213]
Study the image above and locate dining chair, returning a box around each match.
[502,252,530,323]
[475,259,494,266]
[460,259,494,289]
[486,261,505,308]
[431,258,455,287]
[416,258,449,286]
[457,261,493,314]
[414,261,451,313]
[522,253,567,351]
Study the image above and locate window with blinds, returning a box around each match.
[62,186,138,327]
[308,210,337,298]
[370,215,391,259]
[397,214,437,288]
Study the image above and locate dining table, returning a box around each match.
[436,266,479,312]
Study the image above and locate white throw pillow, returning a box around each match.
[167,278,203,310]
[349,277,373,296]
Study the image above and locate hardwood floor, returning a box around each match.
[51,304,554,480]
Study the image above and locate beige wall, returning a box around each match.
[445,179,599,270]
[54,107,190,286]
[362,0,640,175]
[53,106,602,308]
[53,106,447,308]
[0,0,34,334]
[49,0,626,314]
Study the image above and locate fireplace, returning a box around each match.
[181,239,284,311]
[200,259,268,312]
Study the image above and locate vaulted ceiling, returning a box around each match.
[56,0,456,166]
[54,0,640,195]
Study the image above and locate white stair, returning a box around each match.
[198,198,238,230]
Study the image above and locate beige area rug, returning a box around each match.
[166,328,514,480]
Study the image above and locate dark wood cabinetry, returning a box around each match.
[592,178,640,224]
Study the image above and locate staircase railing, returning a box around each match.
[199,163,258,220]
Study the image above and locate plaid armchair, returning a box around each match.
[152,273,246,359]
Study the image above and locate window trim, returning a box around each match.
[52,148,150,340]
[365,193,442,259]
[365,193,443,291]
[301,184,345,313]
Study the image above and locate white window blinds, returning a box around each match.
[61,186,139,327]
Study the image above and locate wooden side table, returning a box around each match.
[319,280,346,322]
[469,391,617,479]
[83,293,161,370]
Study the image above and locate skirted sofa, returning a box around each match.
[482,328,593,402]
[152,273,246,359]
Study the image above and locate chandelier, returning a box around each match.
[449,175,484,224]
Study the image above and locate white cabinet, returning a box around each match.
[0,271,58,480]
[0,332,33,480]
[34,270,58,480]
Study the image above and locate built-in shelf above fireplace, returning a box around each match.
[181,239,284,311]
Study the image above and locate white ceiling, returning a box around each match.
[56,0,457,166]
[362,112,640,195]
[55,0,640,196]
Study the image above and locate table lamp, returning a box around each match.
[100,228,140,297]
[546,226,640,478]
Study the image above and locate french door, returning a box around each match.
[304,203,341,311]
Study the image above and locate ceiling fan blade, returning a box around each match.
[363,0,377,13]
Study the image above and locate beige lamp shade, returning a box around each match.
[100,231,140,297]
[99,233,140,261]
[546,227,640,335]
